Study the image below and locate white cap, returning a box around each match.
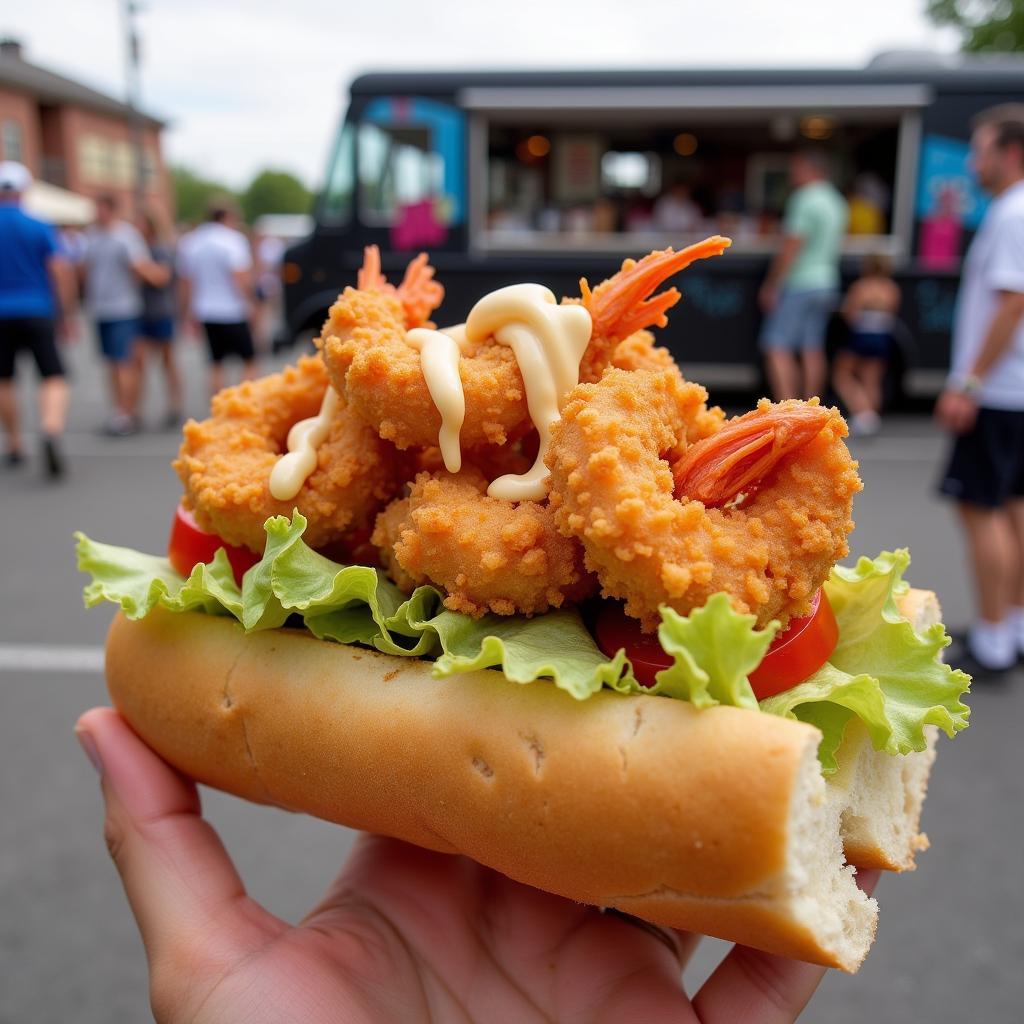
[0,161,32,193]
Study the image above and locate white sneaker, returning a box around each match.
[967,620,1017,672]
[849,411,881,438]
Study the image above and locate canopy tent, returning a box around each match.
[23,181,96,226]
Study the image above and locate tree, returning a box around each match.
[240,170,312,223]
[926,0,1024,52]
[172,166,237,225]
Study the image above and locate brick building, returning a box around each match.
[0,38,171,221]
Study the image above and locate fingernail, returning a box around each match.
[75,727,103,776]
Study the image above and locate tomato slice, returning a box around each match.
[593,589,839,700]
[168,505,260,587]
[747,590,838,699]
[593,605,674,689]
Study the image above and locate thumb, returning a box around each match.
[75,708,282,975]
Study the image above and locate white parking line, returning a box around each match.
[0,645,105,672]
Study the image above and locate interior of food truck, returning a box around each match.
[482,113,903,255]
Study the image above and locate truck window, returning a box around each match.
[359,121,444,225]
[321,121,354,222]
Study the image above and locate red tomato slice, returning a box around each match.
[168,505,260,587]
[593,605,674,689]
[594,589,839,700]
[748,590,838,699]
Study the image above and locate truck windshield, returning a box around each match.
[321,121,354,222]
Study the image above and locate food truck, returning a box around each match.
[283,55,1024,398]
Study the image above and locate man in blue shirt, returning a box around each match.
[0,161,75,477]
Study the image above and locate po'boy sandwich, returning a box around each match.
[77,241,969,973]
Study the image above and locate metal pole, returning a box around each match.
[121,0,146,218]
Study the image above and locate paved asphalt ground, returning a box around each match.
[1,336,1022,1023]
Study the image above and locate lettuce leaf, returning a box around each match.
[647,596,777,709]
[75,515,969,774]
[759,550,970,773]
[75,512,632,700]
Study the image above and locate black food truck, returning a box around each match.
[282,55,1024,399]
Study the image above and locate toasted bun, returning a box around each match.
[103,588,943,972]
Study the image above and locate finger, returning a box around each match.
[692,944,826,1024]
[693,869,882,1024]
[855,867,881,897]
[75,707,275,967]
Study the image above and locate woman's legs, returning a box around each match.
[832,351,869,414]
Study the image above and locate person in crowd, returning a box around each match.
[937,104,1024,676]
[135,208,182,429]
[177,201,256,395]
[75,702,874,1024]
[832,253,901,437]
[847,173,890,236]
[758,148,849,401]
[253,229,285,349]
[81,194,168,436]
[0,160,76,478]
[653,181,701,233]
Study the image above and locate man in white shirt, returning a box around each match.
[178,203,256,394]
[937,104,1024,674]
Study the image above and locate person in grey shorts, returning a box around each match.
[81,194,169,435]
[758,149,849,401]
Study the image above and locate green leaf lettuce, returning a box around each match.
[76,516,969,773]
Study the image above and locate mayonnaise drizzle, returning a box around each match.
[268,386,340,501]
[466,284,591,501]
[407,326,468,473]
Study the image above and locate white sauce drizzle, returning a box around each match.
[268,386,340,501]
[466,284,591,501]
[406,327,468,473]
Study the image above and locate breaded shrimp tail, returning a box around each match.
[576,236,731,381]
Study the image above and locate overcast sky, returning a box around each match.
[4,0,958,189]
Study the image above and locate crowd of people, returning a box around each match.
[0,163,281,476]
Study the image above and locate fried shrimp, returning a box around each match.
[320,237,731,455]
[546,368,861,631]
[175,355,407,554]
[372,469,595,617]
[609,331,726,445]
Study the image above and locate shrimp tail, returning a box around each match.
[580,235,732,341]
[357,245,390,293]
[356,246,443,329]
[672,401,833,507]
[396,252,445,328]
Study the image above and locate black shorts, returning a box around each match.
[0,316,64,380]
[938,406,1024,508]
[203,321,255,363]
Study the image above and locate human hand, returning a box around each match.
[934,388,978,435]
[75,707,876,1024]
[759,282,779,314]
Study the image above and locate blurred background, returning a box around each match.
[2,1,1023,1021]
